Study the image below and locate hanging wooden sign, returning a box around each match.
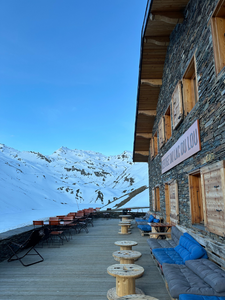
[161,120,201,174]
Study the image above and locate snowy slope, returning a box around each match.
[0,144,149,233]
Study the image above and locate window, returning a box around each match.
[150,138,154,160]
[165,184,171,223]
[171,82,183,130]
[154,133,158,156]
[152,187,160,212]
[150,133,158,159]
[165,106,172,141]
[158,106,172,149]
[158,117,165,148]
[211,0,225,74]
[182,56,199,113]
[172,56,199,130]
[169,180,179,224]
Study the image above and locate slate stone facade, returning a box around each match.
[148,0,225,242]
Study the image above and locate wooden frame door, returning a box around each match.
[165,184,171,223]
[189,173,203,224]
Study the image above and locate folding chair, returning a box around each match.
[49,220,68,243]
[33,220,44,228]
[75,214,89,233]
[7,229,45,267]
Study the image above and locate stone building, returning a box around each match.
[133,0,225,243]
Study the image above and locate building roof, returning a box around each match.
[133,0,190,162]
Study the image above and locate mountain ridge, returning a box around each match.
[0,143,149,213]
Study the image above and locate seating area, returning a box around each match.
[0,217,171,300]
[136,214,160,234]
[6,208,96,267]
[1,213,225,300]
[147,224,225,300]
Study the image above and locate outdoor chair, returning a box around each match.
[49,217,59,221]
[33,220,44,228]
[61,216,79,236]
[7,229,45,267]
[83,210,94,227]
[49,220,68,244]
[75,214,89,233]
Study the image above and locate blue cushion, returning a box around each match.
[179,295,225,300]
[175,234,208,262]
[136,219,148,222]
[137,224,151,232]
[152,248,184,265]
[147,215,154,223]
[153,218,160,223]
[183,232,208,255]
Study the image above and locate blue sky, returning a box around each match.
[0,0,147,156]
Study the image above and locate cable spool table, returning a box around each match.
[117,295,158,300]
[114,241,138,262]
[119,215,133,229]
[113,250,142,264]
[107,264,144,300]
[114,241,138,251]
[119,215,131,222]
[118,222,131,235]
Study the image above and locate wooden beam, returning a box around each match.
[138,110,157,117]
[136,133,152,139]
[149,13,184,25]
[135,151,149,157]
[141,79,162,87]
[144,37,169,47]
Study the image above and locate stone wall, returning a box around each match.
[148,0,225,242]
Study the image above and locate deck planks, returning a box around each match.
[0,218,170,300]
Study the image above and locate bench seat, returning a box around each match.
[147,226,182,250]
[163,259,225,299]
[180,295,225,300]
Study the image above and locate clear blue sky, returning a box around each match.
[0,0,147,156]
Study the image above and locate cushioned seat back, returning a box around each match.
[184,233,208,259]
[153,218,160,223]
[175,233,208,262]
[186,259,225,293]
[147,215,154,223]
[171,226,183,245]
[137,224,151,232]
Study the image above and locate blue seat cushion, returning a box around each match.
[179,295,225,300]
[136,219,148,223]
[152,248,184,265]
[175,233,208,262]
[137,224,152,232]
[153,218,160,223]
[147,215,154,223]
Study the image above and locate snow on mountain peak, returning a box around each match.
[0,144,149,232]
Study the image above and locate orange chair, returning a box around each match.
[33,221,44,228]
[49,220,68,244]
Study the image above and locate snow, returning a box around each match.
[0,144,149,233]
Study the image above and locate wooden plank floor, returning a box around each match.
[0,218,171,300]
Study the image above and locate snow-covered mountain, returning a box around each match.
[0,144,149,233]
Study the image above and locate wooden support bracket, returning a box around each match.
[149,13,184,25]
[135,151,149,157]
[141,79,162,87]
[138,110,157,117]
[144,37,170,47]
[136,133,152,139]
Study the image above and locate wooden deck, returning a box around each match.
[0,218,171,300]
